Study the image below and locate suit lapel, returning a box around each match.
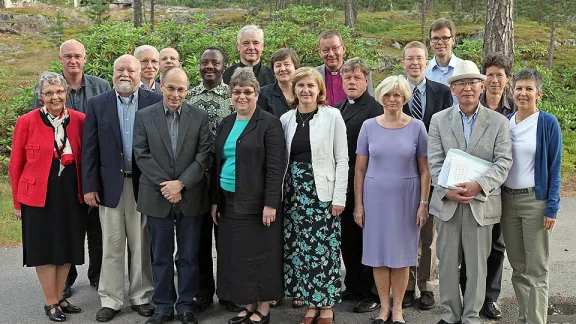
[138,89,150,110]
[342,101,364,122]
[84,76,96,99]
[450,107,466,151]
[153,103,174,160]
[107,91,123,149]
[239,112,259,138]
[175,104,192,158]
[424,81,438,126]
[466,105,489,153]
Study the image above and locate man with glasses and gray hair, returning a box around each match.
[156,47,182,83]
[134,45,162,94]
[223,25,274,87]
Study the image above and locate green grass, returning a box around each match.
[0,178,21,246]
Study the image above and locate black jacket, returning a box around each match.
[335,91,383,196]
[223,61,275,88]
[211,107,286,214]
[257,82,291,118]
[402,78,453,131]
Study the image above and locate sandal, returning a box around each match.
[44,304,66,322]
[228,307,253,324]
[59,298,82,313]
[317,306,335,324]
[300,307,319,324]
[292,299,305,309]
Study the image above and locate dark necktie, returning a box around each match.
[412,88,423,120]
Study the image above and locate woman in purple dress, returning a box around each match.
[354,75,430,324]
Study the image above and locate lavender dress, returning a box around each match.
[356,118,428,268]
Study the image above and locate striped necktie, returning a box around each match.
[411,87,423,120]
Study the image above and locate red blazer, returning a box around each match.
[9,108,85,209]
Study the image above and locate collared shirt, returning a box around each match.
[116,91,139,171]
[139,81,157,91]
[67,75,87,113]
[409,78,427,117]
[163,103,181,156]
[426,55,462,105]
[479,92,516,116]
[458,104,480,148]
[325,66,346,106]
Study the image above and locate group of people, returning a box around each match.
[9,17,561,324]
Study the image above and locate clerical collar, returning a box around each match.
[347,99,355,104]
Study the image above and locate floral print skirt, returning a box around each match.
[283,161,342,307]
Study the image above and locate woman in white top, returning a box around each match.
[280,67,348,324]
[501,68,562,324]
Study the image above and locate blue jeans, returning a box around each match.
[147,205,203,315]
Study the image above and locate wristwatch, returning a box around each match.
[420,200,429,206]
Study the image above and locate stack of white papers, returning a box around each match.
[438,149,493,189]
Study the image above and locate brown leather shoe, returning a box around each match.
[317,307,335,324]
[300,307,319,324]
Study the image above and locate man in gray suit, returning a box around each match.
[133,67,211,324]
[427,60,512,324]
[134,45,162,94]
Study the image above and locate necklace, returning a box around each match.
[297,109,315,127]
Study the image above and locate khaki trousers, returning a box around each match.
[98,178,154,310]
[501,189,550,324]
[408,215,439,292]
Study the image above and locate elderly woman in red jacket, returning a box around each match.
[9,72,85,322]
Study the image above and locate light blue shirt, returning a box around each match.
[426,55,462,104]
[458,104,479,149]
[220,119,250,192]
[116,91,139,171]
[409,78,427,117]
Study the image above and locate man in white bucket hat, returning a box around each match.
[427,60,512,324]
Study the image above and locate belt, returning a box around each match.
[502,186,535,194]
[123,172,132,178]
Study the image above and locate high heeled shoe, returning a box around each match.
[317,307,335,324]
[44,304,66,322]
[59,298,82,314]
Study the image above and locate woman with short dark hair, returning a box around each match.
[257,48,300,118]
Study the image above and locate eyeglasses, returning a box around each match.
[42,89,66,97]
[163,86,188,94]
[430,36,453,43]
[404,56,426,62]
[319,44,344,54]
[232,90,256,96]
[62,54,84,61]
[452,80,483,88]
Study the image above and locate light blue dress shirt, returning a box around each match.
[116,91,139,171]
[458,104,479,149]
[425,55,462,105]
[409,78,427,117]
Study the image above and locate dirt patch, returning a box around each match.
[561,173,576,197]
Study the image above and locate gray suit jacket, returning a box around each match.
[133,101,211,217]
[33,74,111,112]
[427,104,512,226]
[316,64,374,96]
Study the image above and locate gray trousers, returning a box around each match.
[501,190,550,324]
[98,178,154,310]
[408,215,439,292]
[436,204,492,324]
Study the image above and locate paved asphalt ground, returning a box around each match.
[1,198,576,324]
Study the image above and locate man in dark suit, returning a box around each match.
[83,54,162,322]
[223,25,274,87]
[134,67,211,324]
[335,57,382,313]
[401,41,453,310]
[32,39,111,299]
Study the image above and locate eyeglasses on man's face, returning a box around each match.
[430,36,453,43]
[452,80,483,88]
[319,44,344,54]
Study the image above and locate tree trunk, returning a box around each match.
[483,0,514,66]
[275,0,286,10]
[421,0,427,44]
[0,0,4,9]
[344,0,357,28]
[133,0,142,27]
[369,0,376,12]
[150,0,155,31]
[537,0,543,25]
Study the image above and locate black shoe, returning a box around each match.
[90,280,99,288]
[63,284,72,299]
[195,295,213,313]
[342,290,363,301]
[177,312,199,324]
[402,290,415,308]
[436,320,462,324]
[219,299,243,312]
[145,313,174,324]
[59,298,82,313]
[482,301,502,320]
[371,311,391,324]
[44,304,66,322]
[242,310,270,324]
[131,303,155,317]
[96,307,120,322]
[228,308,252,324]
[353,298,381,313]
[418,291,435,310]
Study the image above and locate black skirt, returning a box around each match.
[21,159,85,267]
[216,189,283,304]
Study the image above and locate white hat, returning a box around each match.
[447,60,487,84]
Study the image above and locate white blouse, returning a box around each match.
[504,112,539,189]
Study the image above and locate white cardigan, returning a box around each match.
[280,105,349,206]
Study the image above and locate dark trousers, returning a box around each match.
[341,191,377,299]
[147,206,203,315]
[67,206,102,286]
[197,212,216,299]
[460,222,505,302]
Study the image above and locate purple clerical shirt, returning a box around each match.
[325,67,346,106]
